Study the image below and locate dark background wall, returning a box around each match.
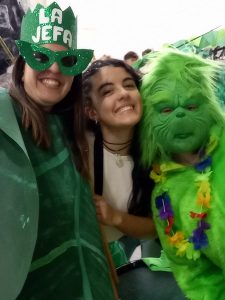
[0,0,25,75]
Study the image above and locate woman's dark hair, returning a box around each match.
[128,126,154,217]
[9,55,89,179]
[83,58,154,216]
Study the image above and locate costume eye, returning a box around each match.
[61,55,77,67]
[187,104,197,111]
[32,51,49,63]
[161,107,173,114]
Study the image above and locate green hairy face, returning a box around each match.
[151,82,213,154]
[140,50,225,166]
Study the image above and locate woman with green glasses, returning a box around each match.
[0,2,115,300]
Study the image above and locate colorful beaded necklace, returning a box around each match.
[151,132,218,260]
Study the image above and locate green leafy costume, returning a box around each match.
[0,89,114,300]
[140,50,225,300]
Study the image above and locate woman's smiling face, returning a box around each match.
[87,66,142,131]
[22,43,74,111]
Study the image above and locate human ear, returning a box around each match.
[85,105,98,122]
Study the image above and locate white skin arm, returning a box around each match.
[94,194,156,239]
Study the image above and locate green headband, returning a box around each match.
[17,2,93,75]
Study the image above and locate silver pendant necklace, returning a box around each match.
[103,141,131,168]
[115,154,124,168]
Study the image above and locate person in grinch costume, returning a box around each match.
[140,49,225,300]
[0,2,115,300]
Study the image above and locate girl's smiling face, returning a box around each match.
[87,66,142,132]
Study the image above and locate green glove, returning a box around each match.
[142,250,172,272]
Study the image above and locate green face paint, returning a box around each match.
[16,40,93,76]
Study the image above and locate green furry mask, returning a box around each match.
[140,50,225,166]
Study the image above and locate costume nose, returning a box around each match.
[175,108,186,118]
[176,111,185,118]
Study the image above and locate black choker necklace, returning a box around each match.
[103,142,130,153]
[103,143,130,168]
[103,139,132,146]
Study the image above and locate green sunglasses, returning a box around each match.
[16,40,93,76]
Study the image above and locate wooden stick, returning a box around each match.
[99,223,120,299]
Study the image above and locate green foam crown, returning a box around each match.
[20,2,77,49]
